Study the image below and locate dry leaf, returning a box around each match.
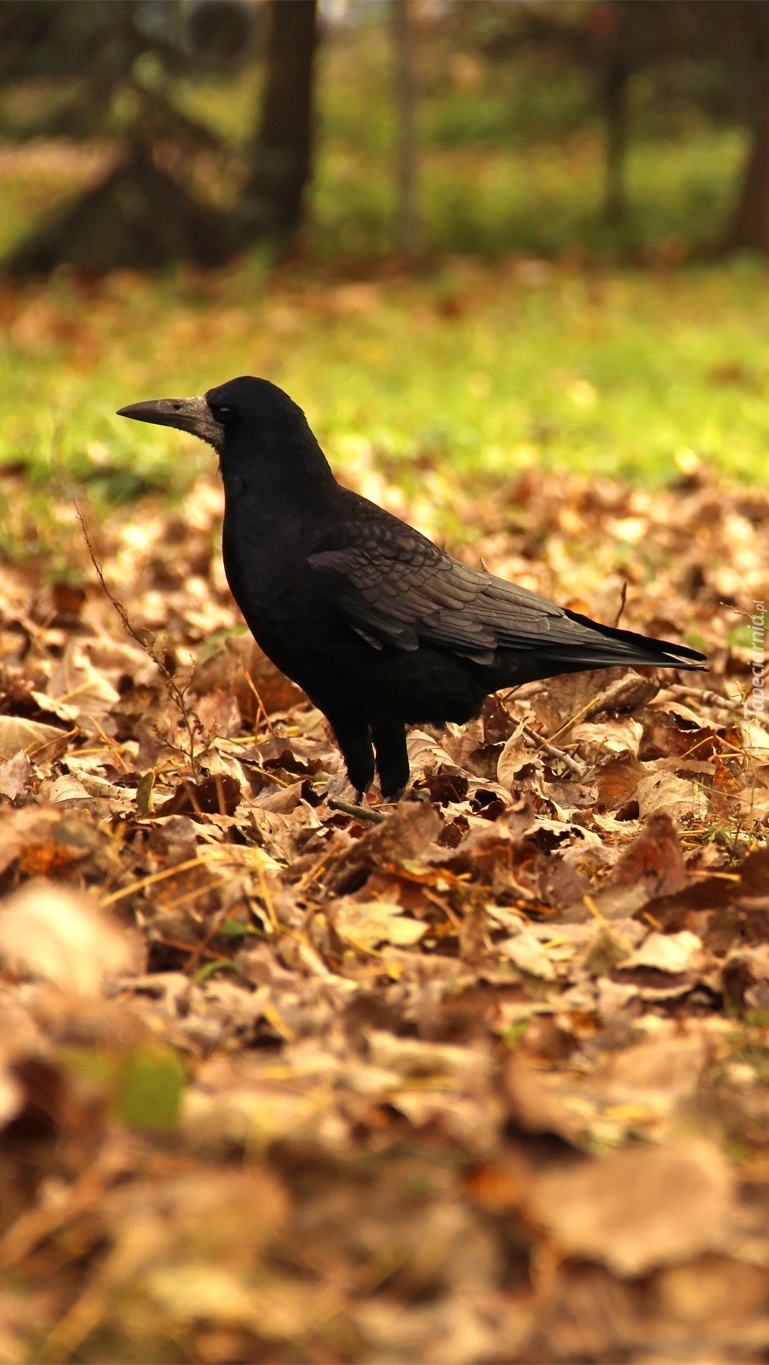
[0,880,139,994]
[499,928,557,980]
[333,900,427,953]
[636,771,709,821]
[528,1143,735,1275]
[0,715,68,760]
[0,750,34,800]
[620,930,703,974]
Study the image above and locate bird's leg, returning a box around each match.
[328,716,375,803]
[372,718,410,801]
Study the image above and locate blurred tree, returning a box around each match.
[7,0,769,268]
[391,0,421,265]
[504,2,641,226]
[0,0,234,273]
[451,0,769,248]
[719,4,769,254]
[236,0,318,245]
[0,0,322,273]
[592,6,629,225]
[183,0,263,72]
[448,1,634,225]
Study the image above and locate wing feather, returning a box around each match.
[308,532,567,661]
[306,501,704,673]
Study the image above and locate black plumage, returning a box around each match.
[118,376,706,800]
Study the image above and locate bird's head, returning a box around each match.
[117,375,311,463]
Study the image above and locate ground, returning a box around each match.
[0,290,768,1356]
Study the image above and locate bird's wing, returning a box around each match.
[308,526,568,664]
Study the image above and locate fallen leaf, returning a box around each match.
[636,771,709,821]
[527,1143,735,1275]
[613,814,687,897]
[0,750,34,800]
[0,715,69,761]
[155,774,242,818]
[619,930,703,974]
[0,880,140,995]
[499,928,557,980]
[334,900,427,953]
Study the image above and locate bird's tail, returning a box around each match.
[546,607,706,673]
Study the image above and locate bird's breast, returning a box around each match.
[221,502,333,654]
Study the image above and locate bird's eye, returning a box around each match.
[212,404,234,423]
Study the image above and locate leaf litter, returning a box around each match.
[0,459,768,1362]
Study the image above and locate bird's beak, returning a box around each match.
[116,396,224,451]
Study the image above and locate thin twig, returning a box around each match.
[613,579,628,628]
[99,854,209,906]
[499,681,546,703]
[667,682,767,722]
[76,503,207,778]
[543,692,611,747]
[295,837,346,894]
[327,796,385,823]
[240,662,276,738]
[252,848,280,932]
[582,893,633,950]
[521,723,586,777]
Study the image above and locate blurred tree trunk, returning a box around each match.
[722,14,769,253]
[391,0,421,265]
[602,48,628,223]
[593,3,629,224]
[238,0,318,243]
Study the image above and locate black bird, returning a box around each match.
[118,377,706,800]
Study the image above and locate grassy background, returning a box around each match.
[2,257,769,492]
[0,22,766,567]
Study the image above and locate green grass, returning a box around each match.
[314,124,744,261]
[1,255,769,569]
